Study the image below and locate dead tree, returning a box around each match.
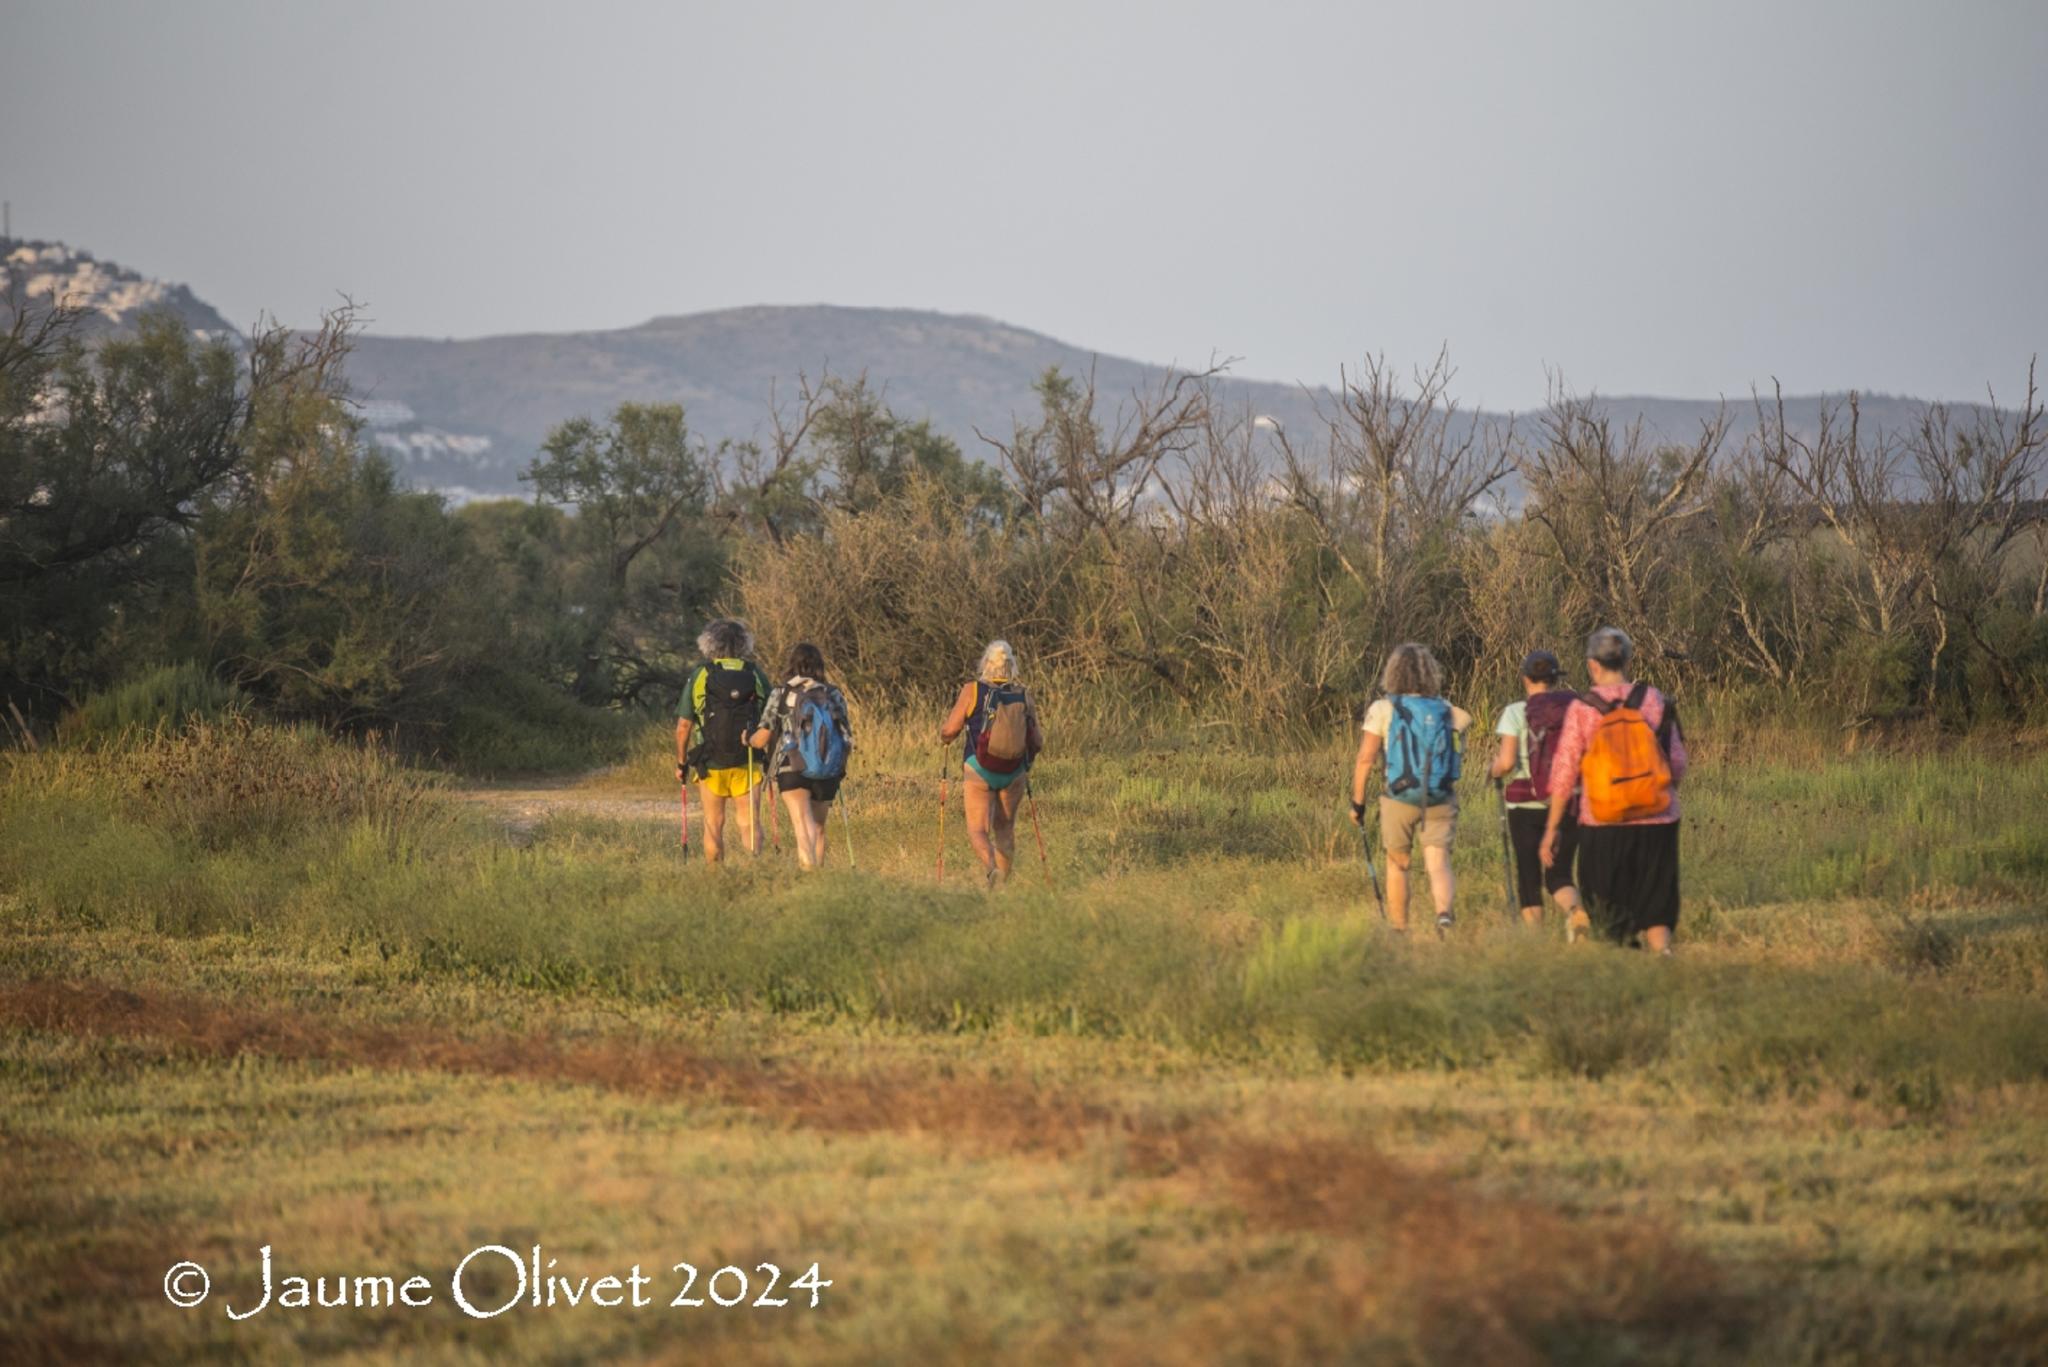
[1519,383,1725,665]
[977,362,1220,697]
[978,361,1219,537]
[1281,349,1513,673]
[1759,363,2045,708]
[713,371,829,546]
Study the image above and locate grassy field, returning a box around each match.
[3,714,2046,1363]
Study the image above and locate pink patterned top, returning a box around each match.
[1545,682,1689,825]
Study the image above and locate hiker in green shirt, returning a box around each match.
[674,619,772,862]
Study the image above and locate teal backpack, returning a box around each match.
[1383,695,1460,806]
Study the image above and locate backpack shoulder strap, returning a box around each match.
[1625,681,1650,711]
[1656,695,1681,752]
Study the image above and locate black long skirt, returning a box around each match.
[1577,822,1680,942]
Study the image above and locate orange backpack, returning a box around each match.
[1579,683,1675,822]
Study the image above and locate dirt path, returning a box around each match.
[456,777,679,838]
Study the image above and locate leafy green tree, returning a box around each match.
[811,375,1012,525]
[523,403,722,704]
[195,347,483,725]
[524,404,708,592]
[0,311,241,588]
[0,307,295,710]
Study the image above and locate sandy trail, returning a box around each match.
[456,777,680,838]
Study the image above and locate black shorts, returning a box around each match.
[776,773,841,802]
[1507,806,1579,907]
[1577,822,1681,941]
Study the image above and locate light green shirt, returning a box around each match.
[1494,700,1547,810]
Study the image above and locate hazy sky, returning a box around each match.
[4,0,2043,408]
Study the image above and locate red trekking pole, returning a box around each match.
[935,749,950,885]
[1024,775,1051,886]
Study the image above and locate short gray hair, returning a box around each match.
[977,639,1018,684]
[1586,626,1633,670]
[697,618,755,661]
[1379,642,1444,697]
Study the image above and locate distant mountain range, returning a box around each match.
[2,236,1988,499]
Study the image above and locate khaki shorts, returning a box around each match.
[1379,797,1457,855]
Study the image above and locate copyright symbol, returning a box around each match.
[164,1261,210,1308]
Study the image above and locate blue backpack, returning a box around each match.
[788,683,849,781]
[1383,694,1460,806]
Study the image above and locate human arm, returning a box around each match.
[748,666,773,748]
[1658,690,1688,786]
[938,681,976,743]
[1538,704,1589,866]
[748,682,788,752]
[1489,701,1522,780]
[1349,729,1382,825]
[674,666,701,780]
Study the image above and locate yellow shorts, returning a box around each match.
[696,765,761,799]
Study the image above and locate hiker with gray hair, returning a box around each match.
[1539,627,1689,952]
[674,618,772,862]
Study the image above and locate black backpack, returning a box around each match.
[693,662,763,770]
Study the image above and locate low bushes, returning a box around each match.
[56,662,250,746]
[4,719,2046,1102]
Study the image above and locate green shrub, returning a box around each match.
[440,670,633,775]
[58,662,251,746]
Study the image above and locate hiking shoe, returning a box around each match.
[1435,912,1455,937]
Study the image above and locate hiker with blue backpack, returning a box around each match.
[938,640,1043,888]
[1348,643,1472,934]
[749,642,854,871]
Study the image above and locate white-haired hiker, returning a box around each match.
[1540,627,1689,953]
[938,639,1042,887]
[674,618,772,862]
[1349,643,1472,934]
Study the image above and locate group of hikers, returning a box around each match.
[674,622,1041,883]
[675,618,1685,949]
[1346,627,1687,950]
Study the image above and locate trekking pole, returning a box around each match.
[1360,810,1385,921]
[677,768,691,860]
[840,788,857,869]
[935,750,950,885]
[1493,777,1518,923]
[1024,774,1051,886]
[746,747,767,856]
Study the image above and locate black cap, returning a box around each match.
[1520,649,1562,682]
